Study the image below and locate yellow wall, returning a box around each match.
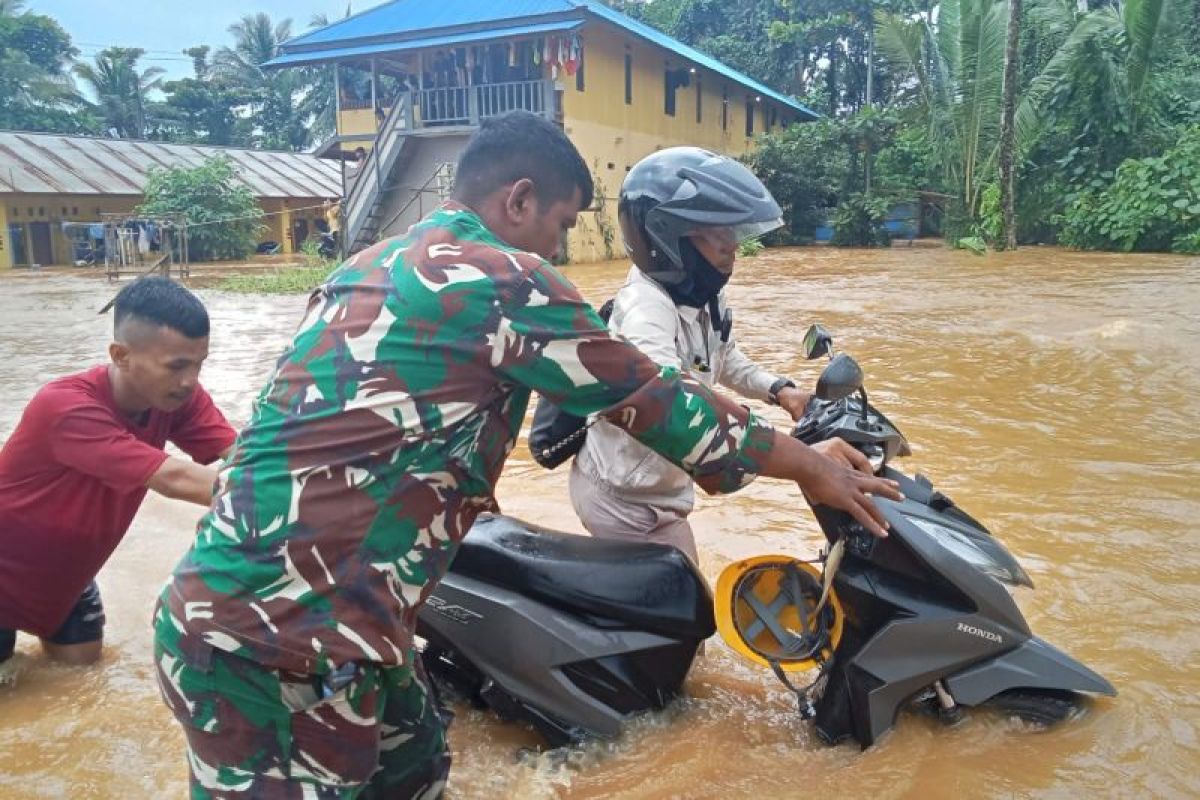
[1,194,329,266]
[264,199,331,255]
[320,22,806,262]
[0,204,10,270]
[337,108,380,144]
[560,23,801,262]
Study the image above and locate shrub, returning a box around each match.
[830,194,892,247]
[1058,127,1200,252]
[139,155,263,261]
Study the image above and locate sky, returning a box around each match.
[29,0,387,82]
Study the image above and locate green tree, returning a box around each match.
[74,47,164,139]
[997,0,1022,249]
[744,119,851,239]
[0,6,89,133]
[1057,125,1200,252]
[875,0,1009,232]
[159,46,253,146]
[216,13,310,151]
[138,155,264,261]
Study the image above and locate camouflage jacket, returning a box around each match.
[161,202,775,675]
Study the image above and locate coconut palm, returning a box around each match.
[213,14,316,150]
[74,47,164,138]
[1016,0,1180,146]
[214,13,293,87]
[875,0,1009,223]
[301,12,349,144]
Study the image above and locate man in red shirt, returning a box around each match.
[0,276,235,671]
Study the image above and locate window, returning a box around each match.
[664,69,676,116]
[696,78,702,124]
[745,99,755,137]
[624,54,632,105]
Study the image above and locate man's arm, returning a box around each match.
[145,457,218,507]
[496,262,901,536]
[719,338,812,421]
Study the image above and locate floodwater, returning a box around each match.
[1,246,1198,798]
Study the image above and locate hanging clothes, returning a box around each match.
[546,37,560,79]
[533,38,543,65]
[564,35,581,76]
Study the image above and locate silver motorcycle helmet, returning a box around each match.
[617,147,784,288]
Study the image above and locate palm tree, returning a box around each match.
[214,14,315,150]
[214,13,293,87]
[875,0,1009,223]
[74,47,164,138]
[998,0,1023,249]
[0,0,28,15]
[301,12,348,143]
[1015,0,1179,147]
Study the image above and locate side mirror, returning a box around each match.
[802,324,833,360]
[815,353,864,402]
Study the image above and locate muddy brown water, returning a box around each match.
[1,246,1197,798]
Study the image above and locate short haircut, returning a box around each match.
[113,276,209,339]
[452,111,594,210]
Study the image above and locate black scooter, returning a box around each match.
[415,325,1115,748]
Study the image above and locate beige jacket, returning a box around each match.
[572,266,780,511]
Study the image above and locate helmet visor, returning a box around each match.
[687,217,784,246]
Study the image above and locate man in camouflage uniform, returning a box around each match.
[153,111,899,799]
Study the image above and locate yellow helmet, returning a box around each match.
[714,555,843,673]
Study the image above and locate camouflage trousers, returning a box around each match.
[153,626,450,800]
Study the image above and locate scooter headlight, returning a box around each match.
[907,517,1033,587]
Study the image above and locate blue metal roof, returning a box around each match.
[269,0,817,118]
[267,20,584,69]
[280,0,576,50]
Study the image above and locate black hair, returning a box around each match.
[113,276,209,339]
[452,111,594,210]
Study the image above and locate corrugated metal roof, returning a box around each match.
[0,131,343,198]
[270,0,817,118]
[267,20,585,69]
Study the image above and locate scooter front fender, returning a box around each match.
[943,635,1117,705]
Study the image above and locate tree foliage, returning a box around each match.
[73,47,164,139]
[1057,125,1200,252]
[138,156,264,261]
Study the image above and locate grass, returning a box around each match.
[219,239,340,294]
[218,263,338,294]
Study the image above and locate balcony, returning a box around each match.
[338,78,557,139]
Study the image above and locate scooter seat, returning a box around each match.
[451,514,716,640]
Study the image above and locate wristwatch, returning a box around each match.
[767,377,796,406]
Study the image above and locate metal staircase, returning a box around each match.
[342,94,412,254]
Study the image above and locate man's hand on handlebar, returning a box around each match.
[811,438,875,475]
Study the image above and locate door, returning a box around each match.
[8,224,28,266]
[29,221,52,266]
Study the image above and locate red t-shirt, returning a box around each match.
[0,365,235,637]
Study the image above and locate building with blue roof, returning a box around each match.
[268,0,817,261]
